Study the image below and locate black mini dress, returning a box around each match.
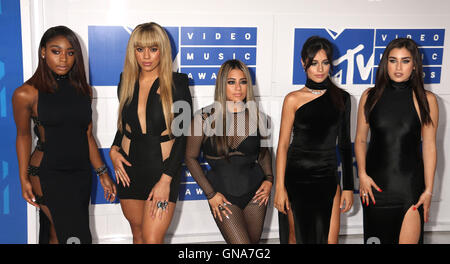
[112,72,192,202]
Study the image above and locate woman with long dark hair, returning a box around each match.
[109,22,192,244]
[185,59,273,244]
[274,36,354,244]
[355,38,438,244]
[12,26,116,244]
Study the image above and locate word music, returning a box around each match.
[180,27,257,85]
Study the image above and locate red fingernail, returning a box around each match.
[413,207,416,210]
[378,189,382,192]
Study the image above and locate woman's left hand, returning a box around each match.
[252,180,272,207]
[147,174,171,219]
[413,191,433,223]
[340,190,354,213]
[99,173,117,203]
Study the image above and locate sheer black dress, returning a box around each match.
[185,106,273,243]
[279,82,354,244]
[363,80,425,244]
[112,72,192,202]
[29,74,93,244]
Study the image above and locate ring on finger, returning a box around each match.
[157,201,168,210]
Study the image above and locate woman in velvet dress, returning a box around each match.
[274,36,354,244]
[185,60,273,244]
[12,26,116,244]
[110,22,192,244]
[355,38,438,244]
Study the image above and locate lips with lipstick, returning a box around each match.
[55,65,70,73]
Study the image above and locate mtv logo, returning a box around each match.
[293,28,375,85]
[88,26,179,86]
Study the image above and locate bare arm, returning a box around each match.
[354,88,381,206]
[274,92,297,214]
[422,92,438,195]
[12,85,39,208]
[354,89,370,180]
[414,91,439,222]
[87,122,116,202]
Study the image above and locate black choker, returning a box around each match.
[51,71,68,81]
[305,78,329,90]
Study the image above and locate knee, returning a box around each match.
[129,223,143,237]
[143,235,164,244]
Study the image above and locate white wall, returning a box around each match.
[20,0,450,243]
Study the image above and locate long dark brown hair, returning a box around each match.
[364,38,431,125]
[26,26,91,96]
[301,36,344,111]
[211,60,258,158]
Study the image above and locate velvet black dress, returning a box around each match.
[31,74,93,244]
[112,72,192,202]
[363,80,425,244]
[279,84,354,244]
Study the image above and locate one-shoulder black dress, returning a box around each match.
[112,72,192,202]
[32,74,93,244]
[279,88,354,244]
[363,80,425,244]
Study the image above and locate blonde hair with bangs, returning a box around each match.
[118,22,174,134]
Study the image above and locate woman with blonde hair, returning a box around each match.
[110,22,192,244]
[185,59,273,244]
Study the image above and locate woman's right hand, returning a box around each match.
[274,186,290,215]
[109,146,132,187]
[208,193,232,222]
[359,172,382,206]
[21,180,39,208]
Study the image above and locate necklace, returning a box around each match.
[306,88,324,95]
[305,78,328,95]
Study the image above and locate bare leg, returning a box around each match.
[30,175,58,244]
[328,185,341,244]
[120,199,145,244]
[287,208,296,244]
[398,205,421,244]
[141,201,176,244]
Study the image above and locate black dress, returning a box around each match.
[112,72,192,202]
[279,87,354,244]
[32,74,93,244]
[363,80,425,244]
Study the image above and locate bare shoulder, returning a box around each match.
[12,83,37,104]
[361,87,373,98]
[284,89,303,106]
[425,90,438,105]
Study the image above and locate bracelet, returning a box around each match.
[95,164,108,177]
[424,190,433,196]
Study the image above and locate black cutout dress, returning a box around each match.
[112,72,192,202]
[279,88,354,244]
[363,80,425,244]
[33,74,93,244]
